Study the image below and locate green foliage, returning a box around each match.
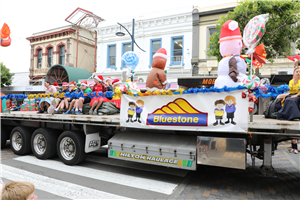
[206,0,300,62]
[1,62,15,87]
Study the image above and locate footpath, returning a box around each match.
[171,144,300,200]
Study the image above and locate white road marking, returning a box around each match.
[14,156,178,195]
[1,164,134,200]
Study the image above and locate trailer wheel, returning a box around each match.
[10,126,32,155]
[31,128,58,159]
[57,131,87,165]
[1,126,8,149]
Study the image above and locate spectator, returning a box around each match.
[290,139,298,154]
[1,181,37,200]
[37,81,57,114]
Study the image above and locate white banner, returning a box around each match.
[120,91,248,133]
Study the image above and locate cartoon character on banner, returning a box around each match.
[134,100,144,123]
[1,23,11,47]
[47,98,56,115]
[213,99,226,126]
[214,20,247,88]
[122,51,139,80]
[146,48,171,91]
[224,95,237,125]
[126,101,136,123]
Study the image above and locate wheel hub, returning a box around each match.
[33,134,47,155]
[60,137,76,161]
[12,132,22,151]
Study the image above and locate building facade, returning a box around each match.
[94,7,193,88]
[26,25,96,85]
[191,3,299,77]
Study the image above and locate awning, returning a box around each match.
[45,64,92,85]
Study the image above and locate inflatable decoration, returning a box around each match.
[122,51,139,79]
[243,14,269,75]
[287,55,300,62]
[146,48,170,91]
[214,20,247,88]
[0,23,11,47]
[243,75,261,90]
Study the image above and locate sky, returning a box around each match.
[0,0,236,73]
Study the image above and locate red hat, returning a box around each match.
[53,82,58,86]
[94,75,104,82]
[69,81,75,86]
[89,83,94,87]
[81,80,88,86]
[105,77,112,82]
[153,48,168,60]
[62,82,68,87]
[112,79,121,86]
[218,20,242,43]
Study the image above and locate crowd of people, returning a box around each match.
[37,75,122,115]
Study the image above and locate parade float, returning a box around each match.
[1,15,300,176]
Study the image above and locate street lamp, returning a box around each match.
[116,19,146,81]
[116,19,145,52]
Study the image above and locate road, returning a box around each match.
[2,143,300,200]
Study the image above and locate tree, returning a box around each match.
[206,0,300,63]
[1,62,15,87]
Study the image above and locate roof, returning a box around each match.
[45,64,92,84]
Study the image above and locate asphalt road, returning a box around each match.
[1,142,190,200]
[2,142,300,200]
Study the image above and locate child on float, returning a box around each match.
[54,82,68,113]
[88,75,107,115]
[110,79,123,108]
[55,81,76,114]
[74,80,92,115]
[64,82,82,114]
[276,64,300,120]
[89,83,94,91]
[105,77,113,92]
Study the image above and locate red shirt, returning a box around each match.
[92,83,107,92]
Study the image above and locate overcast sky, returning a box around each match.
[0,0,235,73]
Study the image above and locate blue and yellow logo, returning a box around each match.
[147,98,208,126]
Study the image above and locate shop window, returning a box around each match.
[37,49,42,69]
[59,45,65,65]
[47,47,53,68]
[170,36,184,66]
[149,38,162,68]
[107,44,116,70]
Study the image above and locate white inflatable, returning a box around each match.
[214,20,247,88]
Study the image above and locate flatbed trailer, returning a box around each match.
[1,111,300,176]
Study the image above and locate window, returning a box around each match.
[170,36,184,66]
[59,45,65,65]
[207,26,219,58]
[37,49,42,69]
[107,44,116,69]
[121,42,132,69]
[47,47,53,68]
[149,38,162,68]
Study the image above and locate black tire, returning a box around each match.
[10,126,32,155]
[1,126,8,149]
[31,128,58,159]
[57,131,87,165]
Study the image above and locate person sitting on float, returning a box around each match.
[37,81,57,114]
[54,82,68,113]
[73,81,92,115]
[276,64,300,120]
[64,82,81,115]
[105,77,113,92]
[107,79,122,109]
[54,81,76,114]
[88,75,107,115]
